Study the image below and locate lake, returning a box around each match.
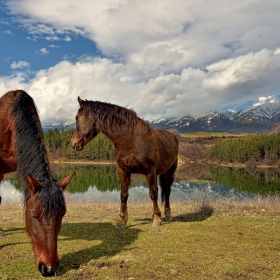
[1,164,280,204]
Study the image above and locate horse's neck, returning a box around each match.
[97,122,130,149]
[19,149,50,173]
[101,129,125,147]
[16,132,51,181]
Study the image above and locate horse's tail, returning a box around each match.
[159,173,168,205]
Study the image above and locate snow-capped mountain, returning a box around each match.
[43,103,280,133]
[147,103,280,133]
[43,122,76,132]
[233,103,280,122]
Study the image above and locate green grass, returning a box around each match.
[1,198,280,279]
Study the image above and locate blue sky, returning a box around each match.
[0,6,99,76]
[1,0,280,126]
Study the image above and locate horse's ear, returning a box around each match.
[26,174,43,194]
[59,172,75,191]
[78,96,84,107]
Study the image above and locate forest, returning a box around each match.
[44,128,115,161]
[209,132,280,165]
[44,129,280,166]
[44,128,220,163]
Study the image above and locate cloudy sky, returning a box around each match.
[1,0,280,126]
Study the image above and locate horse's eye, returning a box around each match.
[31,206,43,219]
[75,115,79,120]
[32,212,39,219]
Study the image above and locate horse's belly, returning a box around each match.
[117,156,146,174]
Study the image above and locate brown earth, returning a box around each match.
[177,133,247,164]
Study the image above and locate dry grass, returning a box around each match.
[1,197,280,279]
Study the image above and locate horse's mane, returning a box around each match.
[11,91,65,215]
[84,100,142,133]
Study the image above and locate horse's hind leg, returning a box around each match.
[160,160,177,222]
[147,172,162,227]
[115,167,130,229]
[0,174,5,237]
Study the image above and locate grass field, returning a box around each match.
[1,197,280,279]
[179,131,246,137]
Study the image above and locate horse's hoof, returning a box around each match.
[164,217,172,223]
[115,221,126,229]
[152,216,162,227]
[164,215,172,222]
[0,229,5,237]
[152,221,161,227]
[164,209,172,222]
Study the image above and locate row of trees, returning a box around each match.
[44,128,115,161]
[209,133,280,164]
[45,129,280,165]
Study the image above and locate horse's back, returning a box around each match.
[0,89,26,104]
[0,90,33,178]
[0,90,31,128]
[154,129,178,155]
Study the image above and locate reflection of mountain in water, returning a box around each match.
[171,181,255,201]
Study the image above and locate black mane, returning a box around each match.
[12,91,65,215]
[84,100,142,133]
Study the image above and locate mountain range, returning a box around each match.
[43,103,280,134]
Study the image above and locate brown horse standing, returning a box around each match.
[0,90,75,276]
[71,97,178,228]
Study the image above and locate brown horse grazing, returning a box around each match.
[0,90,75,277]
[71,97,178,228]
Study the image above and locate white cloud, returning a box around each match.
[253,96,279,107]
[2,30,13,35]
[275,48,280,55]
[39,48,49,55]
[10,60,30,69]
[7,1,280,68]
[2,0,280,125]
[0,74,27,94]
[64,35,71,42]
[45,35,59,41]
[7,47,279,126]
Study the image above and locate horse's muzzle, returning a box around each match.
[72,142,83,151]
[39,262,59,277]
[70,140,79,151]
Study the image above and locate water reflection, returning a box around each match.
[0,180,22,203]
[1,164,280,204]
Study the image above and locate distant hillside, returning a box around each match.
[43,103,280,133]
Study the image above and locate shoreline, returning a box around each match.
[51,158,280,170]
[51,159,117,165]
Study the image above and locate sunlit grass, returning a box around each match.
[1,197,280,279]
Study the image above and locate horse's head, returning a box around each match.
[25,173,75,277]
[71,96,99,151]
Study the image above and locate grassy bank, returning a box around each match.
[1,198,280,279]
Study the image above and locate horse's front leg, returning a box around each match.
[115,167,130,229]
[147,172,162,227]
